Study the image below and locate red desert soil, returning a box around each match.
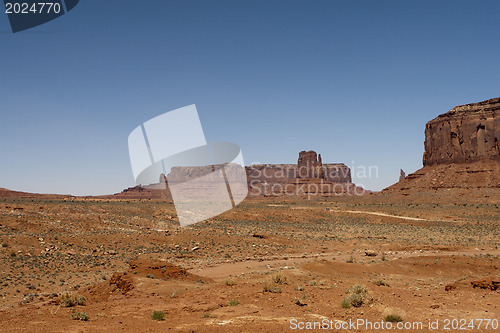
[0,189,498,332]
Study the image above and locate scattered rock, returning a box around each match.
[365,250,377,257]
[471,279,500,291]
[444,284,456,291]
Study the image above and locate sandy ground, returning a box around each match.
[0,189,498,332]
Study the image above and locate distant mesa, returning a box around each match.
[247,150,365,197]
[385,97,500,193]
[113,150,365,199]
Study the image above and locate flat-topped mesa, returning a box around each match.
[423,97,500,166]
[115,150,359,198]
[383,97,500,194]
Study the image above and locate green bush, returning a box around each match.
[151,310,165,321]
[385,314,403,322]
[229,299,240,306]
[341,298,351,309]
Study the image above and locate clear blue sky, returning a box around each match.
[1,0,499,195]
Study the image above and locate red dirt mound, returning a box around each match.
[128,258,211,282]
[82,272,135,303]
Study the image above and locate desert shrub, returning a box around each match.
[262,282,282,293]
[222,278,237,286]
[146,273,155,279]
[293,297,306,306]
[349,284,368,294]
[341,298,351,309]
[385,314,403,322]
[271,272,288,285]
[151,310,165,321]
[229,299,239,306]
[61,293,86,307]
[70,311,89,321]
[75,295,87,305]
[294,284,304,291]
[342,284,372,308]
[345,293,364,307]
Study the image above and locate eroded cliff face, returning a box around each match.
[384,97,500,194]
[423,97,500,166]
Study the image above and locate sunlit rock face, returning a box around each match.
[423,97,500,166]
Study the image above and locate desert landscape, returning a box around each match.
[0,98,498,332]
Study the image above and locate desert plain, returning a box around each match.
[0,187,498,332]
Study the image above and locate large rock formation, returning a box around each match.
[246,150,363,197]
[384,97,500,194]
[423,97,500,166]
[115,151,363,199]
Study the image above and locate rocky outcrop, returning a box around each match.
[297,150,324,178]
[384,97,500,194]
[423,97,500,166]
[247,150,362,197]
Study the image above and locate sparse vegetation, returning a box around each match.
[271,272,288,285]
[385,314,403,322]
[342,284,372,308]
[70,310,89,321]
[0,194,498,330]
[229,299,239,306]
[341,298,351,309]
[61,293,86,307]
[263,282,282,293]
[222,278,237,286]
[151,310,165,321]
[293,296,307,306]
